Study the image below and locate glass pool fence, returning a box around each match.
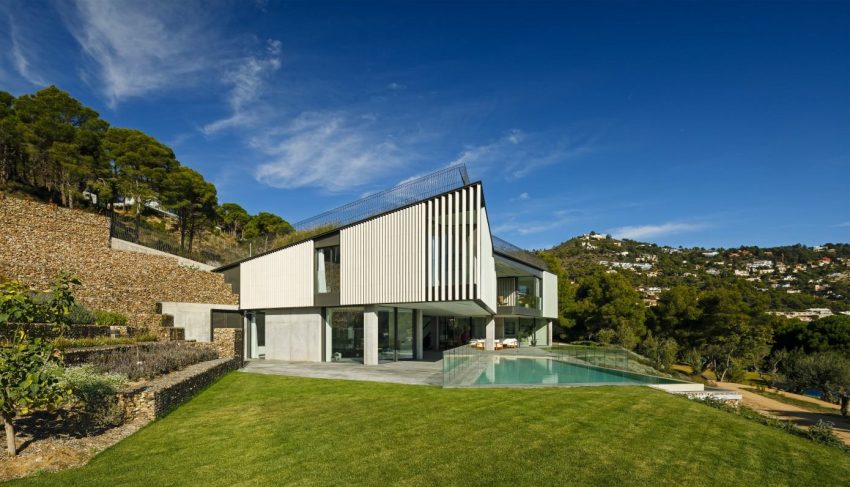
[442,343,678,387]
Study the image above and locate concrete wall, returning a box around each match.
[542,271,558,319]
[264,308,323,362]
[478,207,497,313]
[111,238,214,271]
[158,302,238,342]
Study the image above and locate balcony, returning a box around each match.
[497,277,542,317]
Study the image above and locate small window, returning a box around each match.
[317,246,340,294]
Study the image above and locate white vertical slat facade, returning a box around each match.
[340,202,426,305]
[423,183,493,305]
[478,206,498,312]
[240,240,314,309]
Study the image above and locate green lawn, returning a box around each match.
[13,373,850,486]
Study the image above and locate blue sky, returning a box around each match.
[1,1,848,249]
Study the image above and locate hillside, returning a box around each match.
[542,233,850,314]
[0,193,238,331]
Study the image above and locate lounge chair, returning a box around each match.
[502,338,519,348]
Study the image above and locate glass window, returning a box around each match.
[328,307,363,359]
[504,318,517,337]
[316,246,340,294]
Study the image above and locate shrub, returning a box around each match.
[596,329,616,345]
[683,348,703,375]
[94,310,129,326]
[62,365,127,431]
[55,334,159,349]
[67,304,96,324]
[725,363,747,384]
[89,343,218,381]
[806,420,846,450]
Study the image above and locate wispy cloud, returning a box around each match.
[607,222,707,240]
[836,222,850,228]
[450,128,595,180]
[202,39,283,134]
[2,8,47,86]
[252,112,406,192]
[492,208,581,236]
[61,0,232,106]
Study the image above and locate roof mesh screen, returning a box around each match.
[294,163,470,231]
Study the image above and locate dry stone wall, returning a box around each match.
[0,193,238,332]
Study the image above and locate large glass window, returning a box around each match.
[328,307,363,360]
[516,276,541,310]
[316,246,340,294]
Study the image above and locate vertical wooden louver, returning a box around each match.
[424,184,483,303]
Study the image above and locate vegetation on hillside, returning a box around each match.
[0,86,293,256]
[540,234,850,400]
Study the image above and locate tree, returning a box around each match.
[242,212,293,240]
[104,127,178,214]
[650,285,701,344]
[0,274,77,456]
[783,352,850,403]
[774,315,850,354]
[218,203,251,239]
[12,86,108,208]
[161,166,218,253]
[571,271,646,348]
[698,288,773,382]
[0,91,24,187]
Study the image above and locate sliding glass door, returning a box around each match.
[328,307,364,360]
[378,307,415,361]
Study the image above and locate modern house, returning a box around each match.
[215,164,558,365]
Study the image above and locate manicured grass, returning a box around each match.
[13,373,850,486]
[744,387,840,414]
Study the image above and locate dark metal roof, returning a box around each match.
[293,163,470,231]
[492,236,549,271]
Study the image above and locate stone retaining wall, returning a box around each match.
[120,358,239,421]
[0,193,238,332]
[212,328,244,362]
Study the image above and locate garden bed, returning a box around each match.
[0,355,238,481]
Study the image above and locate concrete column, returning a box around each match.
[547,320,553,346]
[485,316,495,351]
[363,306,379,365]
[324,312,332,362]
[415,309,424,360]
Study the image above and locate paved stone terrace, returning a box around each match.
[240,359,444,386]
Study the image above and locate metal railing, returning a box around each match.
[293,163,470,231]
[109,211,292,267]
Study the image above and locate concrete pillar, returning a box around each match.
[364,306,379,365]
[324,312,332,362]
[415,309,424,360]
[547,320,553,346]
[485,316,495,351]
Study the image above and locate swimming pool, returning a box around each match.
[471,356,685,386]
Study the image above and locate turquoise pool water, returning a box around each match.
[473,357,683,386]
